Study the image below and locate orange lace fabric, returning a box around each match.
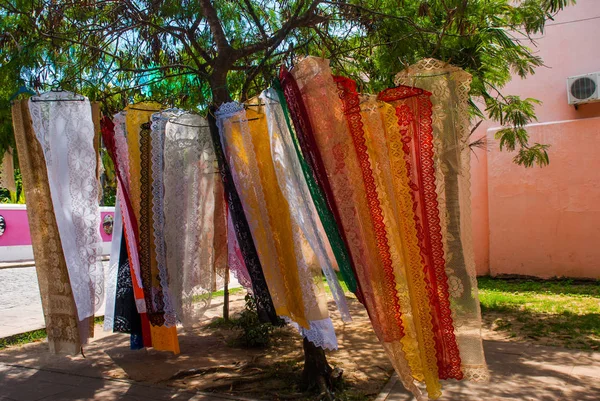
[290,57,428,400]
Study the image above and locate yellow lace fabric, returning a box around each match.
[150,325,180,354]
[11,100,83,354]
[395,59,489,382]
[361,96,444,395]
[291,57,425,400]
[124,102,180,352]
[125,102,162,312]
[217,102,308,328]
[125,102,163,241]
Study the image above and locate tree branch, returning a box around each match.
[199,0,232,52]
[235,0,325,59]
[242,0,268,41]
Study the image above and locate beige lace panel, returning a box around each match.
[0,146,16,193]
[11,100,82,354]
[395,59,489,382]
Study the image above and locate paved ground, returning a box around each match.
[2,337,599,401]
[2,263,599,400]
[376,340,600,401]
[0,264,107,338]
[0,262,239,338]
[0,363,257,401]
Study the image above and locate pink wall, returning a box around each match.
[0,205,114,246]
[488,118,600,278]
[99,211,114,242]
[470,0,600,276]
[0,206,31,246]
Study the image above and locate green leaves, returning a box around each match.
[0,0,575,169]
[491,96,549,167]
[513,143,550,167]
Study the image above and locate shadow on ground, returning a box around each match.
[385,340,600,400]
[0,294,391,400]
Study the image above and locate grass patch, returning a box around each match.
[478,276,600,350]
[1,316,106,350]
[0,329,48,350]
[192,286,245,302]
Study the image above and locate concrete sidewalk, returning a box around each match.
[376,340,600,401]
[0,363,257,401]
[2,337,599,401]
[0,264,107,338]
[0,262,240,339]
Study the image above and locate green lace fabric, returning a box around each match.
[273,78,358,295]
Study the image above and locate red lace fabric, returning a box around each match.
[394,59,488,382]
[378,86,462,380]
[333,76,406,332]
[101,116,152,348]
[279,67,363,303]
[291,58,401,343]
[337,78,448,397]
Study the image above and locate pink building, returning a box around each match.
[471,0,600,278]
[0,204,114,262]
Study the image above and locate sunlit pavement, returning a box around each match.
[0,263,107,338]
[376,340,600,401]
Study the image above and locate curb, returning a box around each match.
[0,256,110,270]
[374,373,399,401]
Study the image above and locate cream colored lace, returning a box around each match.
[395,59,489,382]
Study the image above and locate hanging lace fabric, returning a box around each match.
[28,91,104,322]
[335,77,444,397]
[216,102,309,329]
[11,100,84,354]
[163,113,217,329]
[125,103,162,313]
[0,146,16,193]
[114,227,144,350]
[263,87,351,322]
[107,112,143,310]
[104,195,122,332]
[227,211,253,293]
[261,89,342,349]
[377,85,462,381]
[101,112,152,347]
[206,108,279,325]
[101,115,147,349]
[213,175,229,293]
[138,120,180,353]
[149,110,183,327]
[366,90,463,388]
[278,69,360,300]
[290,57,428,400]
[394,59,489,382]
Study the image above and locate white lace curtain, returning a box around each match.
[163,113,217,328]
[28,91,104,321]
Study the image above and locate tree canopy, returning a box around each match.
[0,0,575,166]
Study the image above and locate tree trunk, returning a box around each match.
[208,71,339,398]
[301,338,341,400]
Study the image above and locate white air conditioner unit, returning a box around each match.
[567,72,600,105]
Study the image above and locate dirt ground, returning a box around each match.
[0,293,393,400]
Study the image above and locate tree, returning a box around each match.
[0,0,573,396]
